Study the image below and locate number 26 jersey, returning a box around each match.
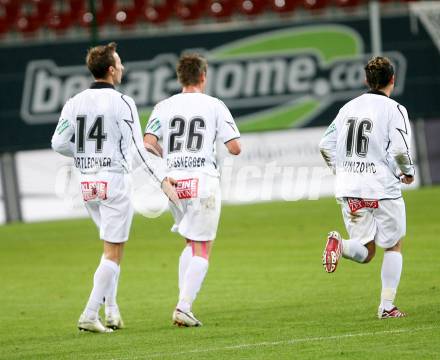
[145,93,240,177]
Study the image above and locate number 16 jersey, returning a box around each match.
[319,91,414,200]
[145,92,240,177]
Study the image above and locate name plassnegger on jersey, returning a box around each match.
[167,156,206,169]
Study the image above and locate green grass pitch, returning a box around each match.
[0,187,439,360]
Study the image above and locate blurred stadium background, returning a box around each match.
[1,1,440,359]
[1,0,440,224]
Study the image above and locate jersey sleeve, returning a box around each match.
[388,104,415,176]
[51,100,75,157]
[319,114,339,174]
[144,104,163,139]
[216,100,240,143]
[119,95,167,183]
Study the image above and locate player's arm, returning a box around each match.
[388,104,415,184]
[319,119,338,174]
[144,111,163,157]
[120,96,181,206]
[143,134,162,157]
[51,101,75,157]
[217,100,241,155]
[225,138,241,155]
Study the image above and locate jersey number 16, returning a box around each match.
[346,118,373,157]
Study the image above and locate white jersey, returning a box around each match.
[51,82,166,183]
[319,91,415,199]
[145,92,240,177]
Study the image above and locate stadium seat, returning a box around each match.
[46,11,73,32]
[114,7,138,27]
[69,0,86,22]
[143,0,176,24]
[270,0,300,13]
[1,0,21,28]
[302,0,329,10]
[0,17,9,37]
[238,0,267,16]
[16,15,41,34]
[175,0,207,22]
[33,0,53,22]
[78,0,118,27]
[334,0,362,7]
[207,0,236,19]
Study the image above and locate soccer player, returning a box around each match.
[144,54,241,327]
[319,56,415,319]
[51,42,179,333]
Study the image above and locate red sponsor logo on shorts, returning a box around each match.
[347,198,379,212]
[81,181,108,201]
[176,178,198,199]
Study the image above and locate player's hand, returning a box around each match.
[161,177,183,211]
[144,143,162,157]
[400,174,414,185]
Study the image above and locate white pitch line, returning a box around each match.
[118,325,438,360]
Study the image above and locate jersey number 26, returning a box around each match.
[169,117,205,153]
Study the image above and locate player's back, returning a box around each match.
[149,93,225,176]
[66,87,128,174]
[334,92,405,199]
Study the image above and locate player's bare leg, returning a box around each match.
[173,240,212,327]
[78,241,124,333]
[378,240,406,319]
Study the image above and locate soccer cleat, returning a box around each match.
[172,309,203,327]
[322,231,343,273]
[378,306,407,319]
[105,313,124,330]
[78,314,113,333]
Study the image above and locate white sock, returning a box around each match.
[84,258,119,320]
[105,262,121,316]
[342,239,368,263]
[380,251,403,311]
[177,256,209,313]
[178,246,192,293]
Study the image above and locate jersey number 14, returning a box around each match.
[76,115,107,153]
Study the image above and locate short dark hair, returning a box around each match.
[364,56,394,90]
[86,42,117,79]
[176,53,207,87]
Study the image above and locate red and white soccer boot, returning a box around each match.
[378,306,407,319]
[322,231,343,273]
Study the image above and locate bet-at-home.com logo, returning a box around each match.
[21,25,406,131]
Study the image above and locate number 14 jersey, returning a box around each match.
[145,93,240,177]
[319,91,414,200]
[51,82,166,183]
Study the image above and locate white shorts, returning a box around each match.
[340,197,406,249]
[81,172,133,243]
[169,171,221,241]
